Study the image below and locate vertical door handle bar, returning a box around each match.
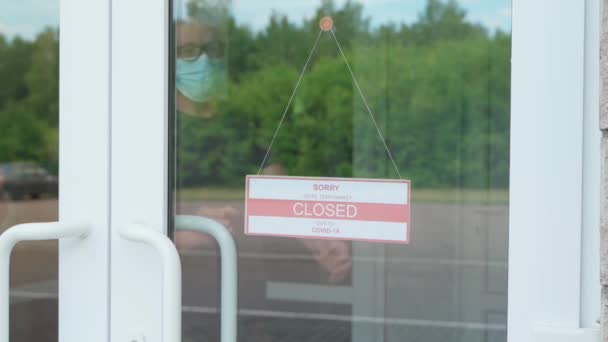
[175,215,238,342]
[119,223,182,342]
[0,222,90,342]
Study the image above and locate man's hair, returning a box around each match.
[184,0,230,35]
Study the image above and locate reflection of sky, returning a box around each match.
[1,0,510,41]
[232,0,511,33]
[0,0,59,40]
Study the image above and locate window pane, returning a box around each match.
[0,4,60,341]
[171,1,511,341]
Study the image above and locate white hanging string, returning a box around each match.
[257,26,402,179]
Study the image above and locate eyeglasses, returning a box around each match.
[177,41,224,61]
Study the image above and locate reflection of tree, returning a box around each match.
[0,0,511,189]
[0,29,59,172]
[412,0,487,44]
[178,0,511,189]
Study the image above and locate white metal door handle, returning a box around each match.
[175,215,238,342]
[0,221,90,342]
[119,223,182,342]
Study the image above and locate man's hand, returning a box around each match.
[303,239,352,284]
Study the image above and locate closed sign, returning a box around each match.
[245,176,411,243]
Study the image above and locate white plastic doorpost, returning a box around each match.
[119,223,182,342]
[175,215,238,342]
[0,222,90,342]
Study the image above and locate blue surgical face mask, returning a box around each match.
[176,53,225,103]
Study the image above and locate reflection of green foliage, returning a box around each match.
[0,0,511,188]
[0,103,48,163]
[0,29,59,172]
[178,0,511,189]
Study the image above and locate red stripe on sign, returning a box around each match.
[247,199,409,223]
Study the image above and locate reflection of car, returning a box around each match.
[0,162,58,200]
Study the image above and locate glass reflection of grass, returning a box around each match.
[177,187,509,205]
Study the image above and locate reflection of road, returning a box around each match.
[4,199,509,342]
[0,199,59,233]
[177,200,509,342]
[0,199,59,287]
[0,194,16,229]
[0,199,59,342]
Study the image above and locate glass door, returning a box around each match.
[109,0,600,342]
[0,0,112,341]
[172,1,510,341]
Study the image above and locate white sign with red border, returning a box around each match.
[245,176,411,244]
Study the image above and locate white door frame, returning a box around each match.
[58,0,111,340]
[508,0,600,341]
[109,0,170,339]
[55,0,603,341]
